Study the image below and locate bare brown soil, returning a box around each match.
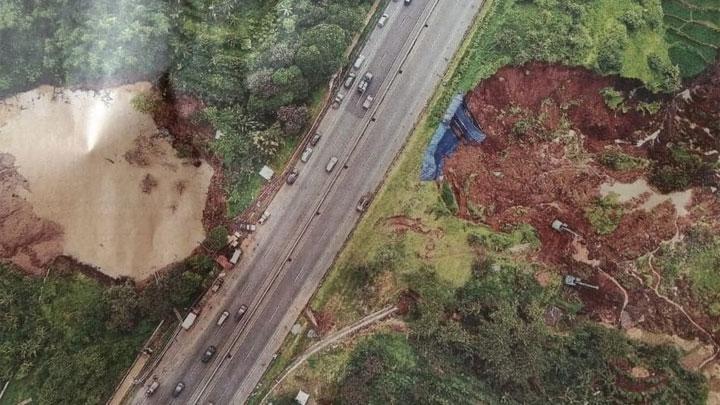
[445,62,720,346]
[0,154,63,274]
[151,88,228,231]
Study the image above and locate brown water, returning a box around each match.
[0,83,213,279]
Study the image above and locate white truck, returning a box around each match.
[357,72,373,93]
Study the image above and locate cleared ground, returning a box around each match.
[0,83,212,279]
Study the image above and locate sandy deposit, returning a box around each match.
[0,83,213,279]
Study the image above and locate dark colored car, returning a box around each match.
[172,382,185,398]
[310,132,321,146]
[286,168,299,185]
[356,193,373,212]
[201,345,217,363]
[235,304,248,321]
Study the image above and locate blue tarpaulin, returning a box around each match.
[420,94,486,180]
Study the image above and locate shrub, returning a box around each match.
[585,193,624,235]
[440,181,458,214]
[204,225,228,252]
[130,91,161,114]
[598,149,648,171]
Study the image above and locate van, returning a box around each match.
[353,54,366,70]
[230,249,242,264]
[217,310,230,326]
[378,13,389,27]
[326,157,339,173]
[301,147,313,163]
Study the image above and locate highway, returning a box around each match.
[131,0,483,403]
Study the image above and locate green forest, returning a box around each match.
[330,264,707,404]
[0,252,218,404]
[1,0,371,216]
[0,0,373,402]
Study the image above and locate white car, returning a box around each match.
[301,147,313,163]
[378,13,389,27]
[326,157,339,173]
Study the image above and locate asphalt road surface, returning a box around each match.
[132,0,483,403]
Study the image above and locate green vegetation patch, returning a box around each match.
[326,264,708,403]
[661,0,720,77]
[599,148,650,171]
[586,192,625,235]
[656,228,720,314]
[0,265,153,404]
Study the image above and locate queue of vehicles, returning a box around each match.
[145,2,407,398]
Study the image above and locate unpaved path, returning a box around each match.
[261,305,398,403]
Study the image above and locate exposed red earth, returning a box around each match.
[444,62,720,346]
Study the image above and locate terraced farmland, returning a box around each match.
[662,0,720,77]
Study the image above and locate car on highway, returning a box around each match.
[362,95,374,110]
[202,345,217,363]
[210,278,224,293]
[326,157,339,173]
[332,92,345,108]
[235,304,248,321]
[217,310,230,326]
[378,13,389,27]
[259,210,271,224]
[286,168,299,185]
[343,72,356,89]
[356,193,373,212]
[353,54,366,70]
[301,147,313,163]
[404,0,412,4]
[357,72,373,93]
[310,132,322,146]
[172,382,185,398]
[145,379,160,396]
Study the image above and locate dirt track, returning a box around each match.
[0,83,213,279]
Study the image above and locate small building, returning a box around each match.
[295,390,310,405]
[259,165,274,181]
[215,255,233,271]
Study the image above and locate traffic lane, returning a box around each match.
[216,0,485,401]
[135,0,435,402]
[203,193,357,404]
[219,140,404,402]
[344,0,432,118]
[201,2,467,398]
